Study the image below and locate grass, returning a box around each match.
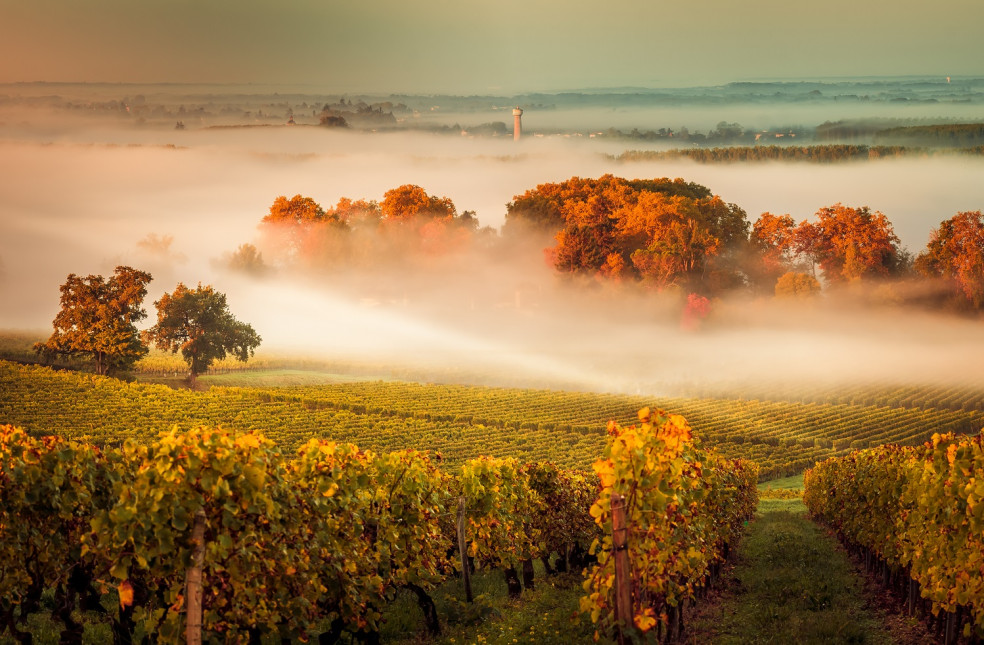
[382,562,602,645]
[758,473,804,490]
[691,498,896,644]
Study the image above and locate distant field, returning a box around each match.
[3,359,982,479]
[146,369,373,389]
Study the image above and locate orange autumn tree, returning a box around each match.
[750,212,798,289]
[259,195,347,266]
[380,184,456,221]
[256,187,484,272]
[506,175,749,291]
[795,204,901,284]
[915,210,984,308]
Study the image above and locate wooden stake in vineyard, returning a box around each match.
[456,496,473,602]
[186,508,207,645]
[611,493,632,645]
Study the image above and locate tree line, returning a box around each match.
[504,175,983,308]
[34,270,260,379]
[615,144,984,164]
[235,177,984,312]
[614,144,945,163]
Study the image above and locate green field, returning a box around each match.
[2,359,982,479]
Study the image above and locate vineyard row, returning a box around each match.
[1,407,757,643]
[2,360,981,480]
[804,432,984,640]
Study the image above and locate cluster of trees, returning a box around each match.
[251,187,491,274]
[35,266,260,379]
[750,205,905,288]
[602,121,806,145]
[615,144,925,164]
[873,123,984,147]
[505,175,749,291]
[229,176,984,312]
[502,175,984,310]
[317,99,398,128]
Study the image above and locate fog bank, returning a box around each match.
[2,95,983,393]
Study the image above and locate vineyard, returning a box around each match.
[5,355,984,642]
[0,406,757,643]
[2,360,982,479]
[805,432,984,641]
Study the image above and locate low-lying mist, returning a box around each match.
[2,99,983,394]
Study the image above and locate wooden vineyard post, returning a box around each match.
[186,508,207,645]
[457,496,473,602]
[611,493,632,645]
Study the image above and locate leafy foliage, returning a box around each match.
[0,426,111,642]
[803,204,901,282]
[508,175,748,290]
[916,210,984,308]
[34,265,152,375]
[144,283,261,379]
[804,432,984,637]
[775,271,822,298]
[580,408,758,639]
[0,421,603,642]
[460,456,542,570]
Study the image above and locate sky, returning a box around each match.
[2,0,983,93]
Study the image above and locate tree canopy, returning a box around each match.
[237,176,984,314]
[505,175,748,291]
[34,266,152,375]
[505,175,713,233]
[263,194,334,225]
[381,184,457,221]
[799,204,901,283]
[256,188,485,273]
[144,283,261,380]
[916,210,984,308]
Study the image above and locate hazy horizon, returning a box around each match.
[2,0,982,93]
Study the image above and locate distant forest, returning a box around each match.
[613,144,984,164]
[873,123,984,147]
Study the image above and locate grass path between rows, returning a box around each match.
[386,490,921,645]
[690,497,921,645]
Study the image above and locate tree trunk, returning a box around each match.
[555,545,569,573]
[504,567,522,598]
[612,493,632,645]
[54,583,83,645]
[1,607,33,645]
[185,509,207,645]
[405,583,441,637]
[318,619,345,645]
[521,558,535,590]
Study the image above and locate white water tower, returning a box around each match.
[512,107,523,141]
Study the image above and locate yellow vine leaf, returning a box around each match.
[118,580,134,608]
